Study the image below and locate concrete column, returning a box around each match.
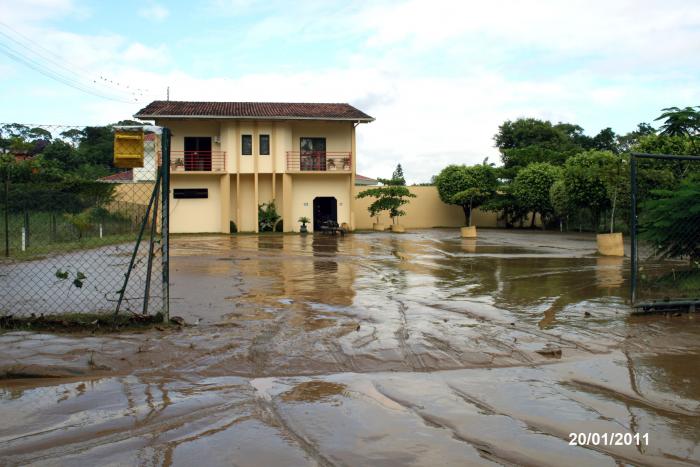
[283,174,293,232]
[220,174,230,233]
[350,124,357,231]
[254,122,259,233]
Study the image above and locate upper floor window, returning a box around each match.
[259,134,270,155]
[241,134,252,155]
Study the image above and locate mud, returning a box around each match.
[1,229,699,466]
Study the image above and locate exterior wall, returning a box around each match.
[290,174,352,232]
[170,175,222,233]
[155,118,355,233]
[353,185,499,229]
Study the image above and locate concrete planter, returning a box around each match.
[390,224,406,233]
[460,226,477,238]
[597,232,624,256]
[373,223,389,231]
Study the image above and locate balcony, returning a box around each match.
[286,151,352,173]
[170,151,226,173]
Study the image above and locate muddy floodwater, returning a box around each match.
[1,229,699,466]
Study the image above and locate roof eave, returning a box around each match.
[133,114,374,123]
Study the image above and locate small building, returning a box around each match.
[134,101,374,233]
[355,174,378,186]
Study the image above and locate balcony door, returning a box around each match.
[184,137,212,171]
[300,137,326,171]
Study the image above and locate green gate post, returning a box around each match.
[161,127,171,322]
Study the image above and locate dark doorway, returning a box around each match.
[184,136,212,171]
[300,137,326,171]
[313,197,337,231]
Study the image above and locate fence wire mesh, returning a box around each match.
[631,153,700,309]
[0,123,168,318]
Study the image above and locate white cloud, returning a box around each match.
[138,3,170,21]
[3,0,700,183]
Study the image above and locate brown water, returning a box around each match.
[1,229,699,466]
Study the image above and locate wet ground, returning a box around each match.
[1,229,699,466]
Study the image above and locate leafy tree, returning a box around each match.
[592,127,619,153]
[562,151,612,231]
[617,123,656,153]
[392,164,406,185]
[654,106,700,155]
[512,162,561,228]
[640,177,700,265]
[434,164,497,226]
[494,118,591,176]
[356,176,416,225]
[549,179,574,231]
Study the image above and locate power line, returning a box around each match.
[0,21,157,103]
[0,42,135,103]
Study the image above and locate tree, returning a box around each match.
[640,178,700,265]
[512,162,561,228]
[561,151,614,231]
[392,164,406,185]
[549,179,574,232]
[434,164,497,226]
[654,106,700,155]
[356,175,416,225]
[494,118,591,176]
[592,127,619,154]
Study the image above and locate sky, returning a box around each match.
[1,0,699,183]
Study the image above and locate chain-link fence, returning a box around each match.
[631,152,700,310]
[0,123,170,320]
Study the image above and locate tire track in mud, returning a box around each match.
[371,382,518,466]
[395,300,427,371]
[254,392,335,467]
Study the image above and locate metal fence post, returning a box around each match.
[3,170,8,257]
[161,127,171,322]
[630,155,637,305]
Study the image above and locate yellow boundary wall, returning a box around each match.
[352,186,498,229]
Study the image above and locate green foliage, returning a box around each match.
[640,178,700,263]
[561,151,613,229]
[512,162,561,226]
[494,118,591,174]
[654,106,700,138]
[258,201,281,232]
[356,175,416,224]
[434,164,497,225]
[298,216,310,225]
[63,210,94,239]
[549,178,573,222]
[392,164,406,185]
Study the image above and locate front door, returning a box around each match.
[313,197,337,231]
[300,137,326,171]
[184,137,212,171]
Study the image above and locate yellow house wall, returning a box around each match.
[352,186,499,229]
[291,174,352,232]
[290,121,353,153]
[170,175,222,233]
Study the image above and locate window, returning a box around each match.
[174,188,208,199]
[259,134,270,155]
[241,134,252,155]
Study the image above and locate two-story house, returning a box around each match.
[134,101,374,233]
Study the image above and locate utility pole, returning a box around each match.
[166,86,170,101]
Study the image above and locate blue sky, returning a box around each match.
[1,0,700,182]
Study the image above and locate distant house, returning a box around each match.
[134,100,374,233]
[355,174,378,186]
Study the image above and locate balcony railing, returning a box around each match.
[170,151,226,172]
[286,151,352,172]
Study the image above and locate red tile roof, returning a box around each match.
[135,101,374,122]
[99,170,133,182]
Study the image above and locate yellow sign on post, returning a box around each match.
[114,130,145,168]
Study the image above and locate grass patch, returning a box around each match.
[0,311,168,333]
[645,268,700,296]
[1,234,136,261]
